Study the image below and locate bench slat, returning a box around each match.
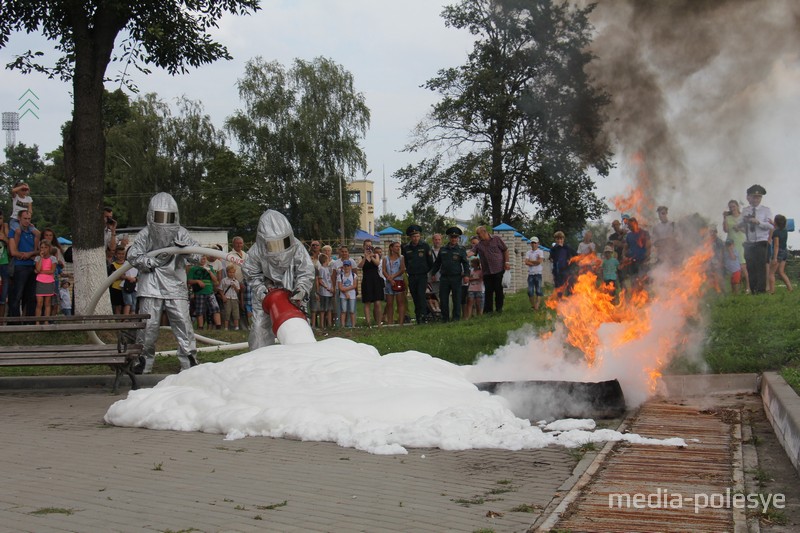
[0,313,150,324]
[0,322,146,333]
[0,314,150,392]
[0,344,139,354]
[0,346,143,366]
[0,345,142,358]
[0,357,131,366]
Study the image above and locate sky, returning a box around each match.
[1,0,799,244]
[104,329,686,455]
[0,0,479,221]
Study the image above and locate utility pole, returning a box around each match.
[382,165,388,217]
[338,175,346,247]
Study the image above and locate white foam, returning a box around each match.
[276,316,316,344]
[105,338,686,454]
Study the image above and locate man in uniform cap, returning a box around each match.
[430,227,469,321]
[402,224,433,324]
[405,224,422,237]
[741,184,772,294]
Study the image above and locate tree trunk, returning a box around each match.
[489,125,506,226]
[66,24,118,315]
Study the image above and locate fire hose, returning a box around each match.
[86,246,248,352]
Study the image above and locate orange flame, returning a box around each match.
[609,153,656,222]
[546,225,714,392]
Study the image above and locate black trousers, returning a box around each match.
[483,271,504,313]
[408,273,428,323]
[439,275,463,321]
[9,264,36,317]
[744,241,768,294]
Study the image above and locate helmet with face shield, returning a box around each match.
[147,192,180,249]
[256,210,297,266]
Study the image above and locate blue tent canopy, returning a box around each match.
[493,223,516,232]
[57,236,72,245]
[354,229,380,241]
[377,226,403,236]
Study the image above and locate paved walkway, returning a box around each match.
[0,389,581,533]
[3,383,799,533]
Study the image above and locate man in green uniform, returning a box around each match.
[402,224,433,324]
[431,227,470,322]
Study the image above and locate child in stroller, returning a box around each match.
[424,282,442,322]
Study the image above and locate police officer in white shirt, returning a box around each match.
[740,184,773,294]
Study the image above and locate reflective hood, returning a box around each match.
[147,192,180,249]
[256,210,297,265]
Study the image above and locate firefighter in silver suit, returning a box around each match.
[243,210,315,349]
[126,193,202,373]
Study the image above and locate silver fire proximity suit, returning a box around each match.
[126,193,202,373]
[242,210,316,349]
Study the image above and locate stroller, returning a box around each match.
[423,282,443,323]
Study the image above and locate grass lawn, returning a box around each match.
[2,277,800,393]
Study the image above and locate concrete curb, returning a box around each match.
[658,373,760,397]
[0,374,168,391]
[760,372,800,476]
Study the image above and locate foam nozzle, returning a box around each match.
[262,288,316,345]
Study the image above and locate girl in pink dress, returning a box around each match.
[34,240,57,322]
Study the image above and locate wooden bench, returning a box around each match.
[0,314,150,393]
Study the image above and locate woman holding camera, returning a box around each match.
[358,239,384,327]
[722,199,749,293]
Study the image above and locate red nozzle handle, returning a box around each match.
[262,288,305,336]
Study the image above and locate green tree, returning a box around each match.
[395,0,612,235]
[105,92,254,235]
[0,0,259,312]
[226,56,370,241]
[105,92,171,226]
[408,202,454,237]
[162,96,228,226]
[1,143,45,199]
[196,147,263,243]
[375,213,402,232]
[0,143,70,235]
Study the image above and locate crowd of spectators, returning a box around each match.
[2,181,794,329]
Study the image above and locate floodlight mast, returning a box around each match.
[2,112,20,148]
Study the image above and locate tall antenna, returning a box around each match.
[382,165,388,217]
[2,112,20,149]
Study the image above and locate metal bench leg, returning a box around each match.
[111,361,138,393]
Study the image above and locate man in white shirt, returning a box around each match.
[652,206,679,265]
[741,184,773,294]
[524,237,545,311]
